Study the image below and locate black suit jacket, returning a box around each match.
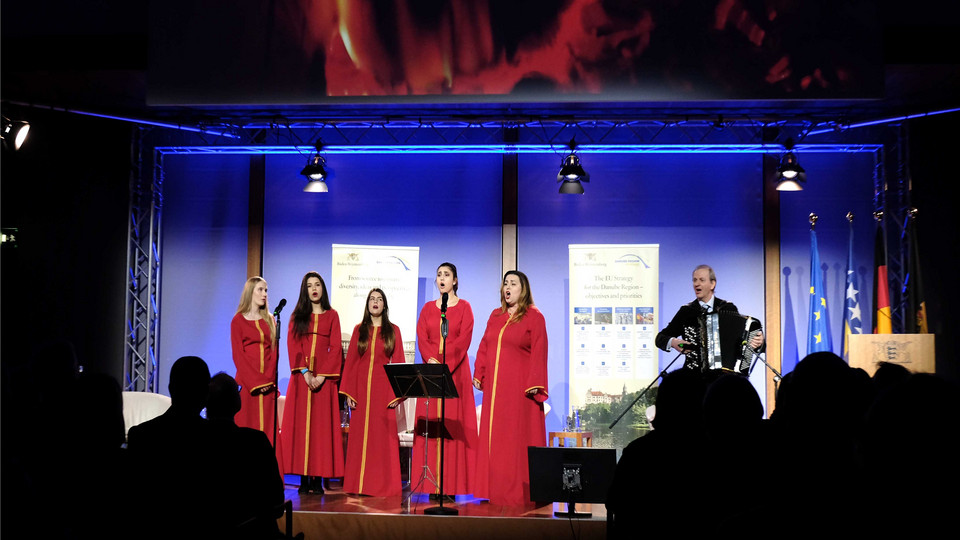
[127,408,215,538]
[655,298,739,352]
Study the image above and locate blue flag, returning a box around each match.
[841,222,863,360]
[781,268,801,375]
[807,229,832,354]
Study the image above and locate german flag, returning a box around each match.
[906,214,929,333]
[872,225,892,333]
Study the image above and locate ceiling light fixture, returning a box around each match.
[2,117,30,150]
[300,140,328,192]
[557,138,589,194]
[776,138,806,191]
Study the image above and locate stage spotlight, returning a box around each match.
[304,178,329,192]
[300,140,329,192]
[2,117,30,150]
[776,152,806,191]
[557,139,589,194]
[776,139,806,191]
[300,155,327,181]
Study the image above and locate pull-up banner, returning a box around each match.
[568,244,659,413]
[331,244,420,354]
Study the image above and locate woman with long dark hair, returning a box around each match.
[339,288,406,497]
[230,276,279,436]
[473,270,548,506]
[411,262,477,499]
[279,272,344,495]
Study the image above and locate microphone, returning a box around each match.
[440,292,449,338]
[273,298,287,317]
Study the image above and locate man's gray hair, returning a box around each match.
[693,264,716,282]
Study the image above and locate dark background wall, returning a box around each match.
[1,110,130,381]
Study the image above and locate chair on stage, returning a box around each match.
[397,397,415,446]
[121,391,171,441]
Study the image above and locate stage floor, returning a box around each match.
[281,476,607,539]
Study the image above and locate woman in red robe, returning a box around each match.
[339,288,406,497]
[473,270,548,507]
[280,272,344,494]
[411,262,478,498]
[230,276,279,439]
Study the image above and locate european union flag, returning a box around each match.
[807,229,832,354]
[842,221,863,360]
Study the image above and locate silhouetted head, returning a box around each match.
[872,361,911,396]
[207,372,242,422]
[777,351,871,437]
[652,369,706,432]
[703,374,762,440]
[168,356,210,414]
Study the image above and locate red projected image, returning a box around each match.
[149,0,882,104]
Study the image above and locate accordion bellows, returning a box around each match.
[684,311,762,375]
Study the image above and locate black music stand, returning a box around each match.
[384,363,459,515]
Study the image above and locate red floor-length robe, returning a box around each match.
[339,324,406,497]
[411,299,478,495]
[280,309,345,478]
[473,306,548,506]
[231,313,279,437]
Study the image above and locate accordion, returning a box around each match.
[682,310,762,375]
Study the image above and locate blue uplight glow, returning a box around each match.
[155,143,881,155]
[806,108,960,136]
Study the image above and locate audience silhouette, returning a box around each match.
[4,340,956,538]
[606,368,708,537]
[608,352,958,536]
[207,372,285,539]
[127,355,215,539]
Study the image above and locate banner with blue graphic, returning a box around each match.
[568,244,659,412]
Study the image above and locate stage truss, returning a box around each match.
[123,128,163,392]
[124,113,934,390]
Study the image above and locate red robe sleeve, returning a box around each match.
[314,310,343,379]
[391,324,405,364]
[523,308,549,403]
[231,313,244,364]
[416,303,435,361]
[473,310,499,390]
[339,325,361,405]
[386,324,406,408]
[446,302,474,375]
[231,313,276,394]
[287,319,307,373]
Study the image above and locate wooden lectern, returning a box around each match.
[848,334,935,376]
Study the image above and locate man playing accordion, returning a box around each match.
[655,265,765,375]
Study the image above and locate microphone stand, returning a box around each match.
[425,302,457,515]
[748,352,783,396]
[272,310,282,449]
[608,350,685,430]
